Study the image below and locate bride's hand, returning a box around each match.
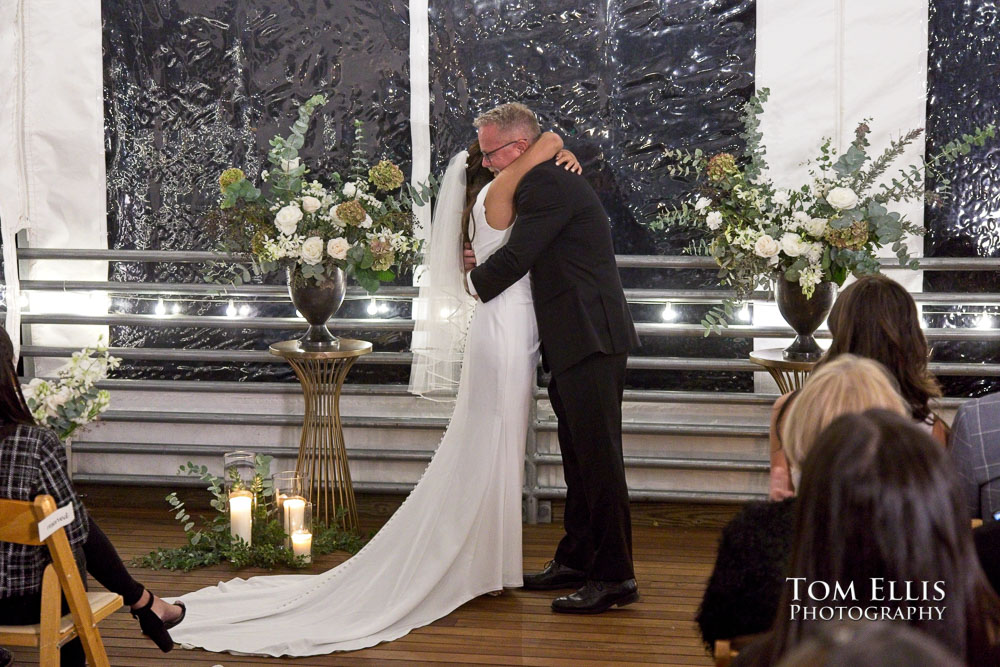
[555,149,583,174]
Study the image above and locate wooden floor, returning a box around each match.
[8,494,726,666]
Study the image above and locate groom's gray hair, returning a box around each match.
[474,103,541,140]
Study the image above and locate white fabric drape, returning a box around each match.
[753,0,928,391]
[0,0,108,366]
[408,151,476,401]
[409,0,431,239]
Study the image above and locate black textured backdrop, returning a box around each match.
[101,1,756,387]
[925,0,1000,397]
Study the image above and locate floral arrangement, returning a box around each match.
[22,341,120,441]
[134,456,364,572]
[208,94,433,294]
[648,88,996,332]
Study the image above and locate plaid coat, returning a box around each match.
[0,424,88,598]
[950,392,1000,521]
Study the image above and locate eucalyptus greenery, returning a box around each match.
[647,88,996,334]
[133,456,364,572]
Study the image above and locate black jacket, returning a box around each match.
[469,160,639,376]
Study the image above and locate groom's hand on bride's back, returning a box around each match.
[463,242,477,272]
[463,242,480,299]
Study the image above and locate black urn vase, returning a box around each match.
[287,266,346,351]
[775,276,837,361]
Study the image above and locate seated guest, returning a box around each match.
[950,391,1000,521]
[736,410,1000,665]
[770,274,945,500]
[0,329,184,664]
[775,621,963,667]
[696,355,908,649]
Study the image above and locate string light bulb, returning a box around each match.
[661,302,675,322]
[154,298,166,317]
[226,300,237,318]
[238,304,251,317]
[171,302,182,315]
[367,298,379,316]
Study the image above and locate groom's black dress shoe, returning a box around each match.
[551,579,639,614]
[522,560,587,590]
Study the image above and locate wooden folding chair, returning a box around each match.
[0,495,122,666]
[714,633,763,667]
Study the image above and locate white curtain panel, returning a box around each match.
[753,0,928,390]
[0,0,108,367]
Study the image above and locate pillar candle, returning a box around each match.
[229,492,253,545]
[291,531,312,564]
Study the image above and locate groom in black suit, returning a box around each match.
[465,103,640,614]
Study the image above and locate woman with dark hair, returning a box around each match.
[769,273,945,499]
[0,328,184,663]
[738,410,1000,665]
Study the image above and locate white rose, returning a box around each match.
[772,189,791,207]
[342,182,359,198]
[359,214,373,229]
[826,186,859,210]
[805,242,823,263]
[274,205,303,236]
[43,387,72,418]
[300,237,324,265]
[694,196,711,212]
[705,211,723,230]
[754,234,780,259]
[803,216,828,237]
[301,196,321,214]
[281,157,300,172]
[780,232,808,257]
[326,237,350,260]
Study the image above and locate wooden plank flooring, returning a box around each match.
[8,497,724,666]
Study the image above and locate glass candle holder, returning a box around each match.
[271,471,303,514]
[228,489,254,546]
[223,450,256,497]
[283,495,307,547]
[290,502,313,564]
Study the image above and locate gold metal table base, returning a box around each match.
[270,338,372,531]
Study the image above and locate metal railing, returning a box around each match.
[12,249,1000,519]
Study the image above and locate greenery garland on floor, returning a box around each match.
[133,455,365,572]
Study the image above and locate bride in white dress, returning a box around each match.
[169,133,579,656]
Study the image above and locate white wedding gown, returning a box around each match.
[170,181,540,656]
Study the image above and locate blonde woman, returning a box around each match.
[696,355,908,650]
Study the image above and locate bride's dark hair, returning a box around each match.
[461,141,495,247]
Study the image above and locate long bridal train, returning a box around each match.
[170,180,540,656]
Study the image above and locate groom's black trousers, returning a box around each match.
[548,350,634,582]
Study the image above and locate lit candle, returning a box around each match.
[275,493,288,510]
[283,496,305,534]
[291,530,312,563]
[229,491,253,545]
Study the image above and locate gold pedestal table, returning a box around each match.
[270,339,371,531]
[748,348,819,394]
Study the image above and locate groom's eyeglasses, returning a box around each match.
[481,140,520,164]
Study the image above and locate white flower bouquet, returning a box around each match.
[649,88,996,331]
[22,341,121,441]
[208,95,432,294]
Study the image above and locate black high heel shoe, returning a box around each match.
[129,591,175,653]
[165,600,186,630]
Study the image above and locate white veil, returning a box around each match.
[408,150,476,401]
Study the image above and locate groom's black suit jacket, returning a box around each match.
[469,160,639,376]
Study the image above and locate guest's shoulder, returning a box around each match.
[5,424,62,456]
[958,392,1000,416]
[719,499,796,553]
